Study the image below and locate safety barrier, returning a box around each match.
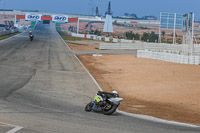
[118,39,133,43]
[69,32,200,57]
[71,33,85,38]
[113,38,118,43]
[105,37,110,42]
[69,31,136,43]
[100,43,200,55]
[137,50,200,65]
[0,30,11,36]
[0,28,19,36]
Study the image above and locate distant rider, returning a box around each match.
[29,31,34,41]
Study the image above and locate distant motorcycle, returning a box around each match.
[29,34,34,41]
[29,31,34,41]
[85,91,123,115]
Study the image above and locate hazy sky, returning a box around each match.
[1,0,200,18]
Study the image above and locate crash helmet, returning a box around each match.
[112,90,118,94]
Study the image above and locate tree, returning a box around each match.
[171,32,177,37]
[161,31,165,38]
[134,33,140,40]
[141,32,158,42]
[149,32,158,42]
[94,30,101,36]
[141,32,149,42]
[125,31,134,40]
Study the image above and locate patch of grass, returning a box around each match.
[29,21,36,28]
[62,35,90,41]
[0,32,20,40]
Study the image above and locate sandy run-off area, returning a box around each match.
[67,40,200,125]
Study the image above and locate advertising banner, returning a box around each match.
[25,14,42,21]
[160,12,183,30]
[52,15,68,23]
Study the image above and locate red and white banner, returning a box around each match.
[16,15,79,22]
[25,14,42,21]
[52,15,68,23]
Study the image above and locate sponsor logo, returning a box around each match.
[54,16,67,21]
[52,15,68,22]
[26,14,41,21]
[28,15,40,19]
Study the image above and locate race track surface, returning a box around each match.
[0,22,199,133]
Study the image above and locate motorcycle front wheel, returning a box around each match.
[85,102,94,112]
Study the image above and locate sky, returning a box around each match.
[0,0,200,19]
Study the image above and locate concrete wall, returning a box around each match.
[0,28,19,36]
[71,33,85,38]
[99,42,200,56]
[0,30,11,36]
[137,50,200,65]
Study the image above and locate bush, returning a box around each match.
[94,30,101,36]
[141,32,158,42]
[125,31,140,40]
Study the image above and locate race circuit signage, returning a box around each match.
[52,15,68,23]
[25,14,42,21]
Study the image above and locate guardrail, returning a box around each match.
[69,31,134,43]
[70,32,102,40]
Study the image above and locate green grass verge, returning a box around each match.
[29,21,36,28]
[0,32,20,40]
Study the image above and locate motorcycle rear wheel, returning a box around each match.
[85,102,94,112]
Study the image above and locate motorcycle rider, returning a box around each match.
[29,31,34,41]
[29,31,32,35]
[96,91,119,105]
[85,90,123,115]
[98,91,118,98]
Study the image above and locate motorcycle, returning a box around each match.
[29,34,34,41]
[85,91,123,115]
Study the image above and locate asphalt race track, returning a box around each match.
[0,22,199,133]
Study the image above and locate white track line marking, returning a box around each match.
[5,126,23,133]
[0,122,23,133]
[58,29,200,128]
[118,110,200,128]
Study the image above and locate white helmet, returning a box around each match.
[112,91,118,94]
